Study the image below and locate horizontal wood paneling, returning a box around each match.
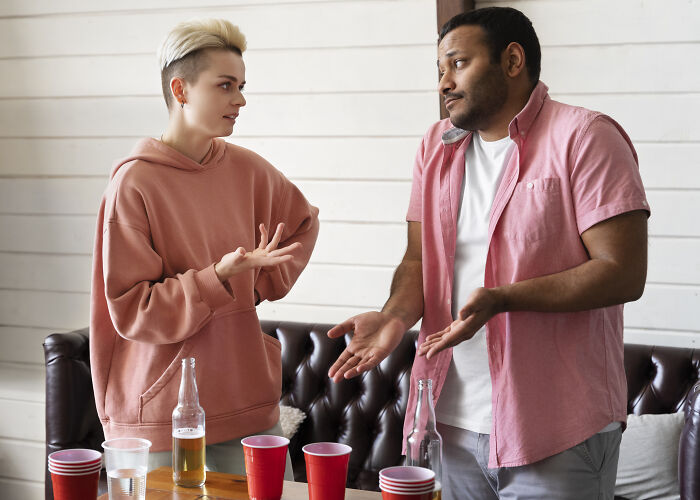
[3,234,700,295]
[0,477,43,500]
[636,143,700,189]
[624,328,700,349]
[478,0,700,45]
[257,301,373,326]
[4,43,700,99]
[2,93,694,141]
[0,45,437,98]
[0,1,436,58]
[0,215,96,254]
[625,284,700,332]
[0,93,438,138]
[542,44,700,94]
[0,137,421,180]
[0,0,334,17]
[2,139,697,192]
[0,326,55,365]
[4,179,699,236]
[0,400,44,442]
[0,363,44,402]
[550,93,700,142]
[0,289,89,331]
[0,438,45,482]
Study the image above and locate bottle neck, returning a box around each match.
[178,358,200,406]
[414,379,437,430]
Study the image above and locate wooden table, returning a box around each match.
[98,466,381,499]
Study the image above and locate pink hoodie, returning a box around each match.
[90,137,319,452]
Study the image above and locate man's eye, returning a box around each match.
[455,59,468,68]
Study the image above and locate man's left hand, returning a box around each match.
[417,287,504,359]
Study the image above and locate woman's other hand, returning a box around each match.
[214,223,301,281]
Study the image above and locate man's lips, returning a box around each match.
[223,114,238,121]
[444,96,461,109]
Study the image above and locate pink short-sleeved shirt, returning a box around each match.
[404,82,650,468]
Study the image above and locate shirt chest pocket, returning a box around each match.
[499,177,563,242]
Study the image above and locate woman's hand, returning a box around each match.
[214,223,301,282]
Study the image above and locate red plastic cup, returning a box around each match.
[49,463,102,474]
[303,442,352,500]
[379,480,434,492]
[241,435,289,500]
[380,488,433,500]
[379,466,435,485]
[49,448,102,467]
[50,468,100,500]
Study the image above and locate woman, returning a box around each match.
[90,18,319,476]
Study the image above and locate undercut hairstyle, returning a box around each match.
[439,7,541,87]
[157,18,247,110]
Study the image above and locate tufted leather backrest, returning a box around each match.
[44,325,700,498]
[260,320,418,490]
[43,329,106,500]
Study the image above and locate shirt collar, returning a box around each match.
[441,81,549,145]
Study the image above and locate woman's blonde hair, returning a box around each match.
[158,18,247,109]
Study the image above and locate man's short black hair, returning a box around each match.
[439,7,541,87]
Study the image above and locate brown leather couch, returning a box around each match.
[44,321,700,499]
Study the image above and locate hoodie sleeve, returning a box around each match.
[102,221,234,344]
[255,179,320,303]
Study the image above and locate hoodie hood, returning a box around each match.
[109,137,227,179]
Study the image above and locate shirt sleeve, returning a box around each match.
[103,221,234,345]
[255,180,320,303]
[406,135,426,222]
[570,116,650,234]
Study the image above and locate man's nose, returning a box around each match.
[439,73,454,95]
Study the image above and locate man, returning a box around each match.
[327,7,649,499]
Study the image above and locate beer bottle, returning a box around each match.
[172,357,206,487]
[405,379,443,500]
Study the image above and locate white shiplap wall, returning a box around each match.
[0,1,438,497]
[2,0,699,496]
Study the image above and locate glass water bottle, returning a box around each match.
[172,357,206,487]
[405,378,443,500]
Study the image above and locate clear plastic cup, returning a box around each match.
[102,438,151,500]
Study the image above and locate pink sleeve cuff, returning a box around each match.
[194,264,234,311]
[577,199,650,234]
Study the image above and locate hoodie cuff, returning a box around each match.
[195,264,234,311]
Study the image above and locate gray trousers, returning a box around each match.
[148,421,294,481]
[437,422,622,500]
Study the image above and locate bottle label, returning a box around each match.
[172,427,205,439]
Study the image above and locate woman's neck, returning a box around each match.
[160,122,213,164]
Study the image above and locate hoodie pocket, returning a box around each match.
[138,340,192,423]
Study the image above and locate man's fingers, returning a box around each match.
[327,319,355,339]
[328,349,354,378]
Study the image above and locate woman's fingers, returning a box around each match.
[258,224,269,249]
[266,223,285,251]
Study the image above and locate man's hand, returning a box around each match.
[417,287,504,359]
[215,223,301,282]
[327,312,408,382]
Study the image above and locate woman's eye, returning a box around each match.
[239,85,245,92]
[220,82,231,90]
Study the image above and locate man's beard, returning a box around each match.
[448,64,508,132]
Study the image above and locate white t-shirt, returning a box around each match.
[435,132,514,434]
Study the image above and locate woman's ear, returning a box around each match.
[169,77,186,107]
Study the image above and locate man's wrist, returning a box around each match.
[491,285,510,314]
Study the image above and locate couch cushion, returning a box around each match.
[615,412,684,500]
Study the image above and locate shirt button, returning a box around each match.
[527,182,534,189]
[447,299,451,305]
[642,200,648,206]
[520,131,526,136]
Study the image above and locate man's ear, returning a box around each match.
[503,42,526,79]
